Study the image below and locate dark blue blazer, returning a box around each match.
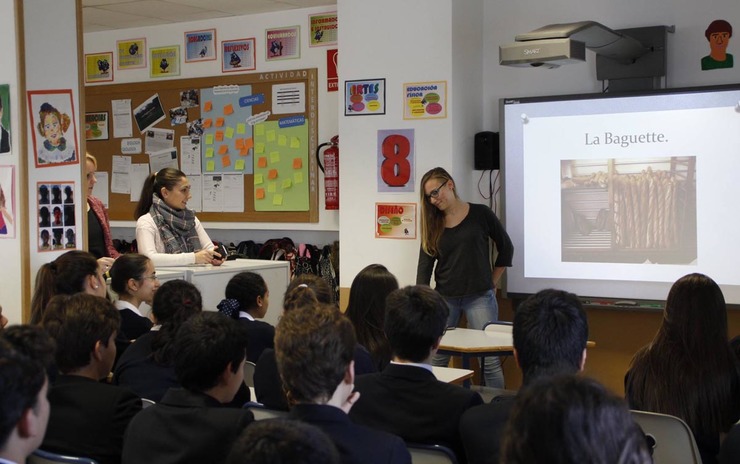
[459,395,517,464]
[238,317,275,363]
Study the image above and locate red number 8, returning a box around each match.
[381,134,411,187]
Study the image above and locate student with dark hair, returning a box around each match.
[345,264,399,371]
[625,273,740,464]
[2,325,57,382]
[349,285,483,463]
[0,338,49,464]
[135,168,223,266]
[122,312,254,464]
[40,294,141,464]
[29,250,107,325]
[501,375,652,464]
[459,288,589,464]
[114,280,202,401]
[109,253,158,340]
[277,303,411,463]
[226,419,340,464]
[217,271,274,363]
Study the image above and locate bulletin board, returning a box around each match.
[84,68,319,223]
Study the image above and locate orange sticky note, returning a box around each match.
[239,147,249,156]
[218,145,229,155]
[243,137,254,151]
[256,188,265,199]
[235,139,245,149]
[292,158,302,169]
[221,155,231,167]
[203,118,213,129]
[223,104,234,115]
[257,157,268,168]
[204,101,213,112]
[215,117,225,127]
[268,169,278,179]
[215,131,224,142]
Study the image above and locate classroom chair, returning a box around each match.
[630,410,702,464]
[28,449,99,464]
[243,360,257,388]
[406,443,459,464]
[141,398,156,409]
[245,404,289,421]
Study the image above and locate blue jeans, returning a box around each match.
[432,289,505,388]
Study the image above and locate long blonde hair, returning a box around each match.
[419,167,458,256]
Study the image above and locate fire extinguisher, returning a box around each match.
[317,135,339,210]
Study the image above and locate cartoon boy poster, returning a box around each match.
[27,89,79,168]
[702,19,734,70]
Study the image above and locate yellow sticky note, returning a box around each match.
[255,143,265,154]
[235,159,245,171]
[205,134,214,145]
[278,134,287,146]
[216,117,225,127]
[203,119,213,129]
[272,194,283,206]
[236,123,246,134]
[254,124,265,136]
[290,137,301,149]
[257,157,268,168]
[204,101,213,112]
[282,179,292,189]
[294,172,303,184]
[270,151,280,164]
[205,148,214,158]
[254,173,264,185]
[268,182,277,193]
[206,160,215,171]
[225,127,235,139]
[292,158,302,169]
[218,145,229,155]
[224,104,234,115]
[221,155,231,167]
[255,188,265,199]
[266,130,276,142]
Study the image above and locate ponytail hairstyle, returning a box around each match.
[30,250,100,325]
[285,274,333,307]
[419,167,457,257]
[150,280,202,365]
[134,167,187,219]
[109,253,151,296]
[218,271,268,320]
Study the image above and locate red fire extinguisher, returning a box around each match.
[317,135,339,210]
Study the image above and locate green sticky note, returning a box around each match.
[254,173,264,185]
[205,134,214,145]
[282,179,292,189]
[290,137,300,149]
[278,134,287,146]
[268,182,277,193]
[236,123,246,134]
[235,159,245,170]
[255,143,265,154]
[205,148,214,158]
[294,172,303,184]
[225,127,235,139]
[270,151,280,164]
[206,160,215,172]
[254,124,265,136]
[273,194,283,206]
[266,130,276,142]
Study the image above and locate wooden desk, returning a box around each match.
[432,366,474,384]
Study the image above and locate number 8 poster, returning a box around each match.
[377,129,414,193]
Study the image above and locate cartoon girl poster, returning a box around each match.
[0,165,16,238]
[27,89,79,168]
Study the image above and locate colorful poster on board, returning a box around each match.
[150,46,180,78]
[185,29,217,62]
[345,78,385,116]
[117,38,146,69]
[0,84,11,154]
[309,12,338,47]
[85,52,114,83]
[27,89,79,168]
[222,38,256,73]
[403,81,447,119]
[377,129,414,192]
[37,181,76,251]
[266,26,300,61]
[85,112,109,140]
[375,203,416,239]
[0,165,15,238]
[327,49,338,92]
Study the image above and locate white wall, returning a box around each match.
[83,6,341,247]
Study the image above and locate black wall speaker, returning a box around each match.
[474,131,500,170]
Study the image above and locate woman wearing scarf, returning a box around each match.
[134,168,224,267]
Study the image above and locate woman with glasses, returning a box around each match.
[417,167,514,389]
[110,253,159,340]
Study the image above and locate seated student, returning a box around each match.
[276,303,411,464]
[0,338,50,464]
[349,285,483,463]
[40,294,142,464]
[217,271,275,363]
[122,312,254,464]
[109,253,158,340]
[226,419,340,464]
[2,325,57,383]
[501,375,651,464]
[459,288,589,464]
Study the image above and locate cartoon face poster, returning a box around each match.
[0,165,16,238]
[265,26,301,61]
[701,19,734,70]
[37,181,76,251]
[27,89,79,168]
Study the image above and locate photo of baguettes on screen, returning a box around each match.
[560,157,696,264]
